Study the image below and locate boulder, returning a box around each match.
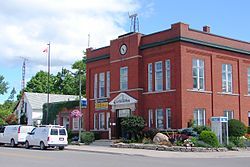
[153,133,169,144]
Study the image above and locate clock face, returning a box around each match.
[120,44,127,55]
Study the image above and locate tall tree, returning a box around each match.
[0,75,8,95]
[7,87,16,101]
[25,71,56,93]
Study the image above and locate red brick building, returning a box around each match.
[85,22,250,139]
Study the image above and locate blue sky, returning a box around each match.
[0,0,250,104]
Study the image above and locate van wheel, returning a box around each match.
[25,141,30,149]
[59,146,64,150]
[40,141,46,150]
[10,139,16,147]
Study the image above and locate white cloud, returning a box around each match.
[0,0,140,73]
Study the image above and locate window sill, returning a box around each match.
[244,94,250,97]
[187,89,212,94]
[217,92,239,96]
[143,89,176,95]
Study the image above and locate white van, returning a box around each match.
[25,125,68,150]
[0,125,35,147]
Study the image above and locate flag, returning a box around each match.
[43,48,48,53]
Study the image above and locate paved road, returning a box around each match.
[0,146,250,167]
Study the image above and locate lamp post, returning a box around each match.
[61,68,82,143]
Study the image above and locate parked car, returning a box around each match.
[25,125,68,150]
[0,125,35,147]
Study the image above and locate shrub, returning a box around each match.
[181,128,198,137]
[229,136,246,148]
[199,130,219,147]
[143,129,159,140]
[193,126,211,135]
[121,116,145,140]
[228,119,247,137]
[94,132,101,140]
[142,137,152,144]
[80,132,95,145]
[226,142,236,150]
[248,126,250,134]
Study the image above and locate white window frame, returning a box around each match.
[248,68,250,94]
[166,108,171,129]
[193,109,205,126]
[99,112,105,130]
[148,63,153,91]
[72,117,81,130]
[94,113,98,130]
[224,110,234,120]
[107,71,110,97]
[99,72,105,98]
[148,109,153,128]
[222,64,232,93]
[155,109,164,129]
[120,67,128,90]
[155,61,163,91]
[94,74,98,98]
[106,112,110,129]
[165,60,171,90]
[192,59,205,90]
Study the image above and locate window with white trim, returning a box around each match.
[155,109,164,129]
[192,59,204,90]
[72,117,81,130]
[222,64,232,93]
[155,61,163,91]
[248,68,250,94]
[165,60,171,90]
[106,112,110,129]
[166,108,171,129]
[99,72,105,97]
[148,63,153,91]
[120,67,128,90]
[99,113,105,129]
[94,74,98,98]
[107,71,110,97]
[224,110,234,120]
[193,109,205,126]
[94,113,98,129]
[148,109,153,128]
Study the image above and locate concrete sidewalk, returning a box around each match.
[65,144,250,158]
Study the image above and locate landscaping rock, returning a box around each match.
[153,133,169,144]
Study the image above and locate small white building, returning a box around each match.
[14,92,78,125]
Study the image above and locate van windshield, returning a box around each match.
[59,129,66,135]
[50,129,58,135]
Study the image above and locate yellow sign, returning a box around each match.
[95,98,108,110]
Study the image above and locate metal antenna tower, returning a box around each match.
[129,13,139,32]
[21,57,28,91]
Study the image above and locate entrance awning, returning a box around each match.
[109,93,137,112]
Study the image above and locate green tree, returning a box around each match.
[121,116,145,140]
[0,100,17,125]
[0,75,8,95]
[7,87,16,101]
[25,71,55,93]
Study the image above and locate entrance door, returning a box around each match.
[248,112,250,126]
[116,109,131,139]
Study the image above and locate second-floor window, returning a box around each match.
[99,73,105,97]
[106,71,110,97]
[222,64,232,93]
[120,67,128,90]
[94,74,98,98]
[155,61,163,91]
[148,63,153,91]
[165,60,171,90]
[248,68,250,94]
[192,59,204,90]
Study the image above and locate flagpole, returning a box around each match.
[46,42,50,124]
